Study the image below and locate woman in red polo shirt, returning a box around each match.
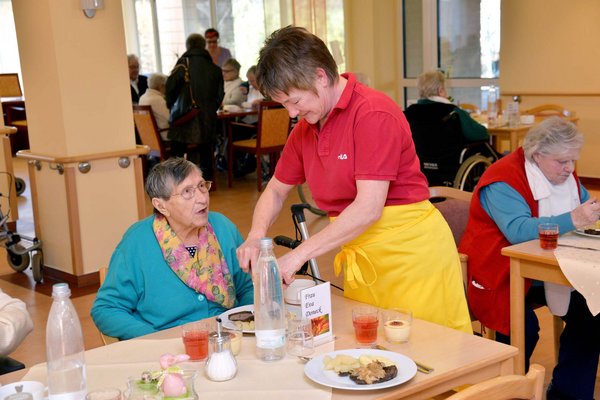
[236,26,471,333]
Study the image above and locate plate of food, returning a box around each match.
[304,349,417,391]
[219,304,255,333]
[575,222,600,238]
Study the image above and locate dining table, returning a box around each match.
[481,115,579,153]
[0,292,517,400]
[502,231,600,375]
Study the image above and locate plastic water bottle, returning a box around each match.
[253,238,286,362]
[487,85,498,126]
[507,95,521,127]
[46,283,87,400]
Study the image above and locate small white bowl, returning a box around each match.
[520,114,535,125]
[0,381,46,400]
[284,279,316,305]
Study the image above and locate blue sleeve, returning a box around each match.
[479,182,585,244]
[456,108,489,141]
[91,248,157,340]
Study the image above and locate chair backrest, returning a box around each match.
[97,266,119,345]
[0,73,23,97]
[446,364,545,400]
[256,101,290,148]
[132,105,168,159]
[429,186,472,245]
[458,103,479,114]
[523,103,572,117]
[430,186,472,286]
[405,102,467,187]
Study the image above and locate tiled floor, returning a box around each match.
[0,157,599,398]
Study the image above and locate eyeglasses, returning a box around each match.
[170,181,212,200]
[206,39,218,44]
[222,69,235,73]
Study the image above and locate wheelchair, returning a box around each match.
[405,103,500,192]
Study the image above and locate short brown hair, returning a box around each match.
[256,26,338,97]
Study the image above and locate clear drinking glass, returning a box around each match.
[286,318,314,357]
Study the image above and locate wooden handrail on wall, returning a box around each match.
[15,145,150,163]
[502,92,600,97]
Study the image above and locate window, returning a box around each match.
[0,0,22,87]
[402,0,500,109]
[127,0,345,78]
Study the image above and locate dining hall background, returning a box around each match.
[0,0,599,396]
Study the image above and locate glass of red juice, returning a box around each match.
[538,223,559,250]
[182,321,210,361]
[352,305,379,347]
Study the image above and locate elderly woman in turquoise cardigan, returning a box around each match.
[91,158,253,340]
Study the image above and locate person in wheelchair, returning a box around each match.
[404,70,496,190]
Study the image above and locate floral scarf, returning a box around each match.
[153,214,236,308]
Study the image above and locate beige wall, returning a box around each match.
[12,1,142,277]
[500,0,600,178]
[344,0,401,102]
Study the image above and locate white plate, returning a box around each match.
[575,228,600,238]
[219,304,254,333]
[304,349,417,391]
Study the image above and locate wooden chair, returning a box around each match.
[0,74,29,154]
[458,103,479,114]
[96,266,119,345]
[0,73,23,97]
[132,105,170,160]
[445,363,545,400]
[227,101,291,191]
[523,104,573,118]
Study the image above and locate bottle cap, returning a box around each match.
[52,283,71,298]
[259,237,273,249]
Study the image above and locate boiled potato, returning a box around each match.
[358,355,395,367]
[322,355,361,373]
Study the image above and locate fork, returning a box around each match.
[374,344,434,374]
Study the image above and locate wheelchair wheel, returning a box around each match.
[15,177,26,196]
[7,248,30,272]
[32,251,43,283]
[297,184,327,216]
[453,154,493,192]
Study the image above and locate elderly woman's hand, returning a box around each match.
[571,197,600,229]
[236,238,261,274]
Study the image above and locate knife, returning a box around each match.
[374,345,434,374]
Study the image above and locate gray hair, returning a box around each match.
[223,58,241,73]
[523,116,583,162]
[186,33,206,51]
[148,73,167,90]
[127,54,139,64]
[145,158,202,199]
[417,70,445,99]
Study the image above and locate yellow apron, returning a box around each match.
[333,200,472,333]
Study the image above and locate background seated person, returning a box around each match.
[240,65,265,124]
[459,117,600,400]
[139,73,170,140]
[129,54,148,104]
[406,70,488,142]
[0,288,33,357]
[404,70,490,186]
[221,58,246,109]
[91,158,254,340]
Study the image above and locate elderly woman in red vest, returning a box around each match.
[459,117,600,400]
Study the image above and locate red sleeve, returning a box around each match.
[273,123,306,185]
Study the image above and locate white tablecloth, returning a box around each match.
[24,338,334,400]
[555,233,600,315]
